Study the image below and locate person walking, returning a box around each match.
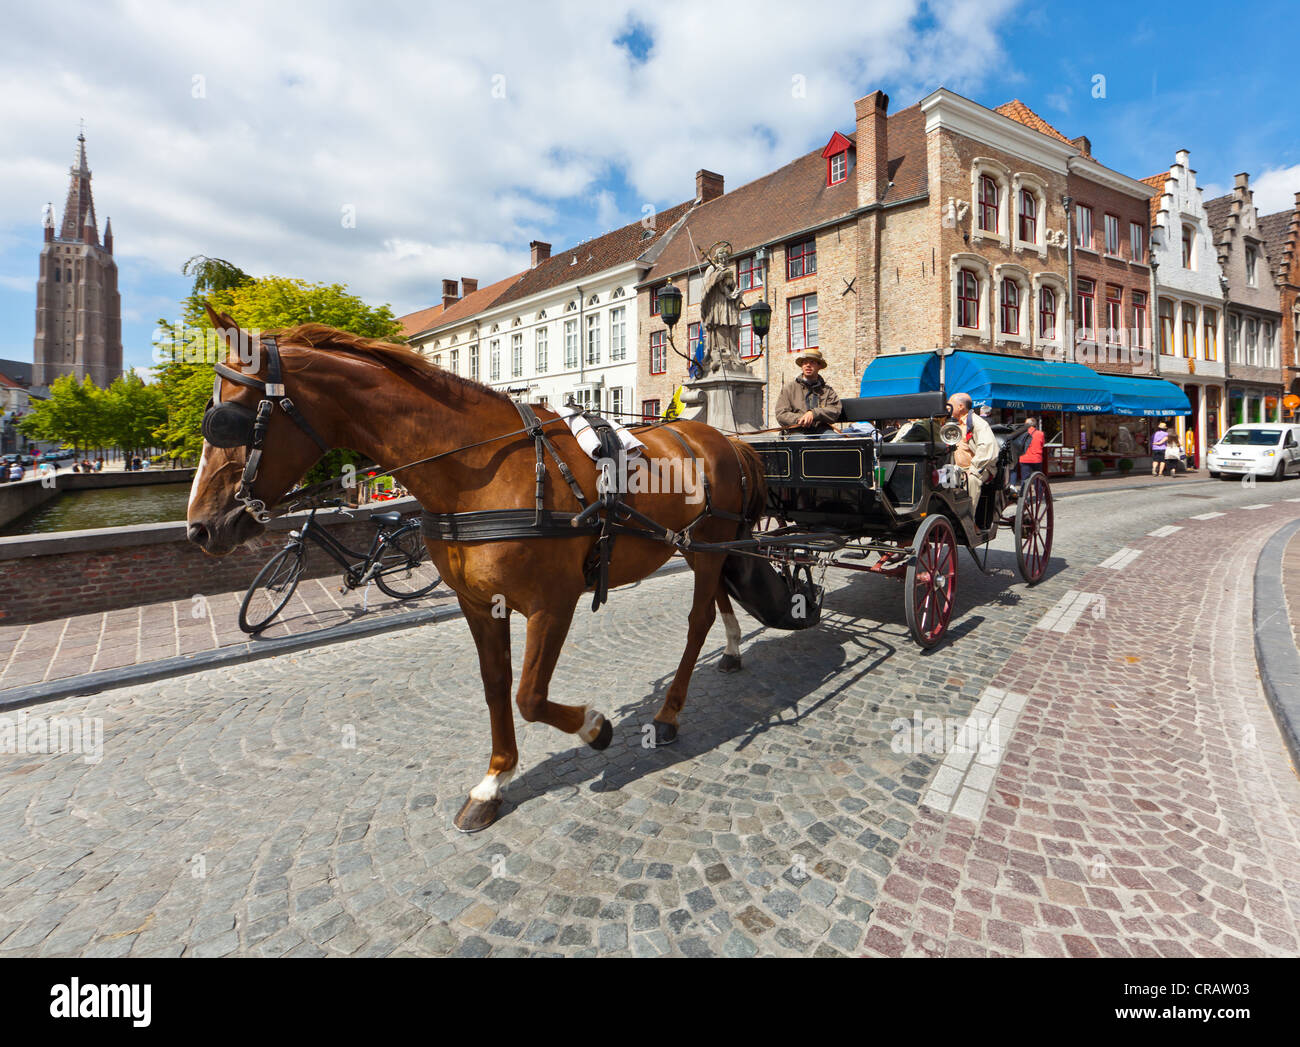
[1017,416,1045,486]
[1151,422,1169,477]
[1164,431,1184,476]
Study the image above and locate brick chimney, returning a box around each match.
[441,278,459,310]
[460,277,478,296]
[1070,135,1092,159]
[530,240,551,267]
[854,90,890,207]
[696,169,724,204]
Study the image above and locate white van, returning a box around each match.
[1206,423,1300,481]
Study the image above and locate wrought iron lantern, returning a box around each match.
[657,280,682,328]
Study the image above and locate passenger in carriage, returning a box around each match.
[775,348,842,435]
[947,392,998,507]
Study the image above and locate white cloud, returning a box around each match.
[1250,165,1300,216]
[0,0,1023,318]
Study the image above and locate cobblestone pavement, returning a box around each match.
[0,480,1297,957]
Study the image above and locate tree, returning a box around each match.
[18,375,107,453]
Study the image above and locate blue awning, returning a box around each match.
[859,350,1110,413]
[1092,373,1192,416]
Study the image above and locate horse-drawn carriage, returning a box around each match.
[721,388,1053,648]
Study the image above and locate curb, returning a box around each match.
[0,559,696,712]
[1052,477,1216,500]
[1253,517,1300,773]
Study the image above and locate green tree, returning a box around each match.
[18,375,107,453]
[104,374,167,459]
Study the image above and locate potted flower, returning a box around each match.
[1087,458,1105,478]
[1117,458,1134,476]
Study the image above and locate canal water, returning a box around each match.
[0,483,193,536]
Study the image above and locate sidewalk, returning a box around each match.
[0,571,457,699]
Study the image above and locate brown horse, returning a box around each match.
[187,310,766,830]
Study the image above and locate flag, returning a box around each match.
[663,386,685,421]
[689,325,705,379]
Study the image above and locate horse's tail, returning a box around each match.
[727,438,767,525]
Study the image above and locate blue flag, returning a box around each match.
[689,325,705,379]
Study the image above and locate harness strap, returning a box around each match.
[421,508,600,542]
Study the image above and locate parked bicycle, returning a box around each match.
[238,501,441,634]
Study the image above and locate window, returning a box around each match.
[511,333,523,377]
[1182,224,1194,269]
[829,152,847,186]
[1039,286,1057,339]
[642,399,661,422]
[739,309,760,357]
[610,386,623,418]
[787,238,816,280]
[1159,299,1174,355]
[609,306,626,361]
[979,175,1000,233]
[1246,246,1258,286]
[535,328,548,373]
[1132,292,1148,349]
[1228,313,1241,363]
[1183,307,1198,359]
[1018,189,1037,244]
[1075,204,1094,250]
[957,270,980,330]
[649,331,666,374]
[1263,320,1277,367]
[1246,317,1258,365]
[54,267,60,283]
[737,255,764,291]
[490,339,500,381]
[564,319,579,368]
[469,344,479,380]
[1104,214,1120,255]
[1130,222,1146,263]
[585,314,601,365]
[1105,286,1122,344]
[1203,308,1217,362]
[687,321,701,355]
[999,278,1020,335]
[649,284,662,315]
[788,293,818,351]
[450,348,460,374]
[1076,278,1096,341]
[433,353,442,369]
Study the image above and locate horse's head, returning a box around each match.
[186,306,331,555]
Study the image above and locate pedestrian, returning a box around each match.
[1164,432,1184,476]
[1017,416,1046,486]
[1151,422,1168,477]
[8,461,23,482]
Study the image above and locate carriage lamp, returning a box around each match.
[658,280,682,329]
[749,299,772,341]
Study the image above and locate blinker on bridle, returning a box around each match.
[202,335,330,523]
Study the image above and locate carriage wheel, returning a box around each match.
[1015,472,1053,585]
[905,514,957,649]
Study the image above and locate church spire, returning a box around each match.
[59,130,98,244]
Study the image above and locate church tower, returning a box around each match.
[33,132,123,388]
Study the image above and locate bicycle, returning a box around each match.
[238,500,442,634]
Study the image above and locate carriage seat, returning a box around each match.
[840,391,949,424]
[875,441,932,459]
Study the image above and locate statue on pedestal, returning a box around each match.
[699,242,752,374]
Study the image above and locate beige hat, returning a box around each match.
[794,348,826,367]
[1157,421,1167,429]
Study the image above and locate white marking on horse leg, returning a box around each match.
[722,612,742,658]
[187,444,211,514]
[578,706,605,743]
[468,766,515,803]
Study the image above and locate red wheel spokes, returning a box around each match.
[914,524,954,641]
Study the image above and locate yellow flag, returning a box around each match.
[663,386,684,421]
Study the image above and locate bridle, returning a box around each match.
[202,335,330,523]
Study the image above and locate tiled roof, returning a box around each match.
[0,372,23,389]
[1258,209,1298,276]
[995,100,1072,144]
[649,104,927,280]
[396,303,443,339]
[1203,193,1233,234]
[421,271,527,334]
[493,201,696,309]
[1139,173,1169,232]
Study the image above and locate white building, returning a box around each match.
[410,199,697,420]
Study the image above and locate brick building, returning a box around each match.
[1206,174,1286,428]
[33,133,123,389]
[1258,193,1300,411]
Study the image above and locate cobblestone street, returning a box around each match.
[1,480,1298,957]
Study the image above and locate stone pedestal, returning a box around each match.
[680,367,766,433]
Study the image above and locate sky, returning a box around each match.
[1,0,1297,376]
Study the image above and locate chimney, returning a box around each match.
[695,169,724,204]
[854,90,890,207]
[1070,135,1091,158]
[441,278,459,310]
[460,277,478,296]
[529,240,551,267]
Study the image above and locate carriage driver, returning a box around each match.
[947,392,998,507]
[775,348,842,435]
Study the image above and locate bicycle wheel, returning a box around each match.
[374,525,441,599]
[238,544,305,633]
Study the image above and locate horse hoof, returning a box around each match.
[653,720,678,747]
[587,715,614,751]
[454,796,502,833]
[717,653,742,674]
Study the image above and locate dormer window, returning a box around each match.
[821,131,854,188]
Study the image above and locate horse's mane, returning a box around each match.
[275,322,510,405]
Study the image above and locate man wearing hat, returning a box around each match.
[776,348,842,435]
